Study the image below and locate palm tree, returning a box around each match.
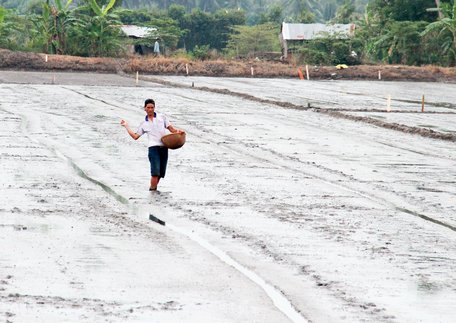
[196,0,224,12]
[283,0,321,16]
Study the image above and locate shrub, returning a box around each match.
[192,44,210,60]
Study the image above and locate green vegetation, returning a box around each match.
[69,0,125,56]
[0,0,455,66]
[421,1,456,65]
[225,23,281,57]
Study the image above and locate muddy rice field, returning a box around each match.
[1,70,455,322]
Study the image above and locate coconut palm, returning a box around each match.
[195,0,224,12]
[283,0,322,19]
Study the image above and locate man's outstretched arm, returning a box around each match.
[121,119,140,140]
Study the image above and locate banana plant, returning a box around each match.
[0,6,8,48]
[74,0,124,57]
[31,3,53,53]
[54,0,74,11]
[0,6,34,51]
[0,7,5,25]
[422,2,456,66]
[87,0,117,17]
[33,0,76,54]
[52,0,75,54]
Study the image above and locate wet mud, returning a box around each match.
[144,75,456,142]
[1,71,456,322]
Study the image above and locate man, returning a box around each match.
[121,99,184,191]
[154,40,160,56]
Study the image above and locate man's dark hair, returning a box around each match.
[144,99,155,107]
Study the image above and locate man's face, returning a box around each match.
[145,104,155,114]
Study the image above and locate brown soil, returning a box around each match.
[1,48,456,82]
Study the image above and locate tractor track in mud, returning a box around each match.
[3,74,456,322]
[5,104,310,323]
[57,83,456,234]
[5,77,455,235]
[138,75,456,143]
[185,120,456,233]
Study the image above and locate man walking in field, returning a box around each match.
[121,99,184,191]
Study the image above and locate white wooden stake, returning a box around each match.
[421,95,425,112]
[305,65,310,80]
[387,95,391,112]
[45,55,48,63]
[136,71,139,85]
[251,66,254,76]
[378,70,382,80]
[185,63,189,75]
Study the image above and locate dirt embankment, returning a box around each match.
[1,48,456,82]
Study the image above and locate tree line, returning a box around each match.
[0,0,455,66]
[0,0,370,22]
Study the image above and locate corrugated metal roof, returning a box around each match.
[120,25,157,38]
[281,23,355,40]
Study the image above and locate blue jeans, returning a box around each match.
[148,146,168,178]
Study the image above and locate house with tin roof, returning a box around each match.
[280,22,355,59]
[120,25,158,55]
